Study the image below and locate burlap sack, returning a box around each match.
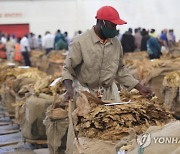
[1,85,15,114]
[148,71,170,104]
[67,91,173,154]
[44,95,69,154]
[30,50,45,69]
[13,77,36,95]
[73,137,117,154]
[37,55,49,72]
[21,94,53,140]
[162,71,180,118]
[46,62,64,75]
[66,92,121,154]
[44,116,69,154]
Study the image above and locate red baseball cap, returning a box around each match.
[95,6,127,25]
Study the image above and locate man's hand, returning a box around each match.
[135,83,155,98]
[63,79,74,100]
[64,87,74,100]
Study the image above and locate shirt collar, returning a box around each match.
[90,27,113,45]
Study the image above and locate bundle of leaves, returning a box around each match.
[74,90,173,141]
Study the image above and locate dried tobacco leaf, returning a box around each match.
[74,91,173,141]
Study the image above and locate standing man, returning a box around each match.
[42,31,54,55]
[134,28,142,51]
[121,28,135,53]
[147,35,161,59]
[62,6,154,153]
[63,6,153,101]
[20,34,31,66]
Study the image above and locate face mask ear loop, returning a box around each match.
[103,20,106,27]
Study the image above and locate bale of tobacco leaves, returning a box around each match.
[74,90,173,141]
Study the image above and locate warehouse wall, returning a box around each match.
[0,0,179,39]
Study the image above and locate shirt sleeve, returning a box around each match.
[62,40,82,81]
[115,44,139,91]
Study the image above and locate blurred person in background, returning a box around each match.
[72,30,83,39]
[167,29,176,48]
[55,38,68,50]
[20,34,31,66]
[10,34,17,44]
[77,30,82,35]
[54,29,65,50]
[42,31,54,54]
[64,31,71,46]
[121,28,135,53]
[14,37,22,62]
[147,35,161,59]
[6,35,15,62]
[55,31,68,51]
[29,32,36,50]
[1,33,7,44]
[134,28,142,51]
[170,29,176,44]
[140,29,149,51]
[37,35,43,50]
[0,39,6,59]
[160,29,168,48]
[149,29,157,38]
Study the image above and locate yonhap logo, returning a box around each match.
[137,133,180,148]
[137,133,151,148]
[154,137,180,144]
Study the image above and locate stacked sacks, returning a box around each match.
[43,78,68,154]
[46,51,66,75]
[0,63,46,114]
[12,69,47,123]
[21,93,54,139]
[29,50,66,75]
[169,40,180,57]
[21,76,66,140]
[1,75,16,114]
[124,57,180,104]
[30,50,49,72]
[162,71,180,119]
[124,58,180,85]
[44,95,69,154]
[70,90,173,154]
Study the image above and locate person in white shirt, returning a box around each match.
[42,31,54,54]
[20,34,31,66]
[1,34,7,44]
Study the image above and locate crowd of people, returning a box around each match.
[0,30,82,66]
[0,26,177,66]
[119,28,176,59]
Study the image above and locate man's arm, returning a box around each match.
[116,44,154,97]
[115,44,139,91]
[62,40,82,100]
[134,83,154,98]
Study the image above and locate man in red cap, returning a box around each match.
[63,6,154,153]
[62,6,153,101]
